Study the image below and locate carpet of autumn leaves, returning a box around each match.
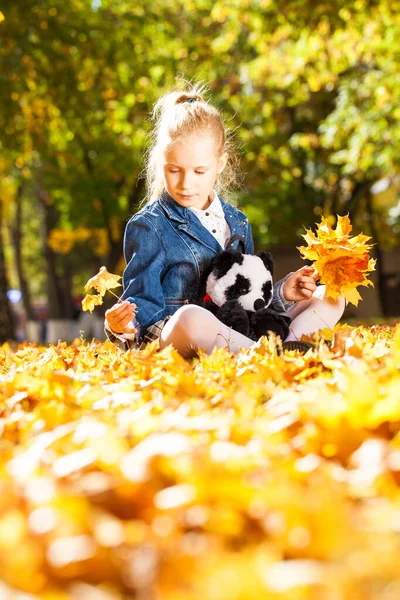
[1,325,400,599]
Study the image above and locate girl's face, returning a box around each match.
[163,132,227,210]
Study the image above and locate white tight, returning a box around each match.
[159,285,345,358]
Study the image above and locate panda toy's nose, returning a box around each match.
[254,298,265,311]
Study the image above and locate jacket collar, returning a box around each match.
[158,190,189,224]
[157,190,245,254]
[158,190,238,224]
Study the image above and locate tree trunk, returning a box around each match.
[11,184,34,320]
[0,204,15,342]
[95,175,145,319]
[105,175,145,274]
[36,181,76,342]
[36,182,75,320]
[365,190,386,316]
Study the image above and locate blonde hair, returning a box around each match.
[142,83,241,205]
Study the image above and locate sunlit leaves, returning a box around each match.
[1,0,400,283]
[298,215,375,305]
[82,266,121,313]
[81,293,103,313]
[0,325,400,596]
[84,266,121,296]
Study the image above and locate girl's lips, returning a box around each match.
[178,194,195,199]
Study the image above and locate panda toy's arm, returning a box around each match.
[200,299,220,316]
[250,307,291,341]
[217,300,251,338]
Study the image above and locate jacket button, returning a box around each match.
[205,212,209,216]
[212,229,216,233]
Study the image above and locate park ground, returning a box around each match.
[1,323,400,598]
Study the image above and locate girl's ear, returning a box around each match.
[218,152,228,174]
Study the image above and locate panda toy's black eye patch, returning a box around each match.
[226,275,250,300]
[262,281,272,302]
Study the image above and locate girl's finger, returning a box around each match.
[123,301,136,310]
[116,311,135,326]
[298,274,314,282]
[300,289,313,298]
[298,278,317,288]
[298,277,317,287]
[108,302,128,316]
[300,266,319,279]
[300,283,316,293]
[113,302,136,316]
[302,290,313,300]
[120,315,137,330]
[119,300,136,311]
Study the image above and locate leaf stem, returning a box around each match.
[109,289,123,302]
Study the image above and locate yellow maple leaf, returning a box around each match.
[84,266,122,296]
[81,293,104,313]
[298,215,375,306]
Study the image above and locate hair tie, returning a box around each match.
[175,94,204,105]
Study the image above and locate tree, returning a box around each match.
[0,186,15,341]
[1,0,399,335]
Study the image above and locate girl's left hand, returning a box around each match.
[282,266,319,302]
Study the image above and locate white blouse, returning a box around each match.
[188,190,231,249]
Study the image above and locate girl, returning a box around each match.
[105,86,345,357]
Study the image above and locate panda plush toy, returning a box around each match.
[201,248,291,342]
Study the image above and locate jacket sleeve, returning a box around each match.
[121,214,167,335]
[271,273,296,313]
[105,214,167,346]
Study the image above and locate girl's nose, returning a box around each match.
[180,172,194,190]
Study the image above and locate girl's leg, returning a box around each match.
[284,285,345,341]
[159,304,254,358]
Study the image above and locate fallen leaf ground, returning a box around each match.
[1,324,400,599]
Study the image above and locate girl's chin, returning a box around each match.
[173,194,211,209]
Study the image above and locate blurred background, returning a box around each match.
[1,0,399,344]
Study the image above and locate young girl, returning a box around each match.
[105,86,345,357]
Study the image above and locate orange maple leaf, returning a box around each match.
[298,215,376,306]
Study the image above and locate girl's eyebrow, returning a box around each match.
[165,163,209,168]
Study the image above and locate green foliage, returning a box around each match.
[0,0,399,302]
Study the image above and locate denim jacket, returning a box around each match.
[106,192,294,348]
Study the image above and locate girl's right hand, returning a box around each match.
[105,300,137,334]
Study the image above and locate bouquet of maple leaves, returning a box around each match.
[298,214,375,306]
[82,215,375,315]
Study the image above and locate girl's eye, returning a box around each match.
[195,171,206,175]
[168,169,179,173]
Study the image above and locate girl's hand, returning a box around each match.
[282,266,319,302]
[105,300,137,334]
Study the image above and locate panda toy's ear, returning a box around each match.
[257,251,274,276]
[210,249,244,278]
